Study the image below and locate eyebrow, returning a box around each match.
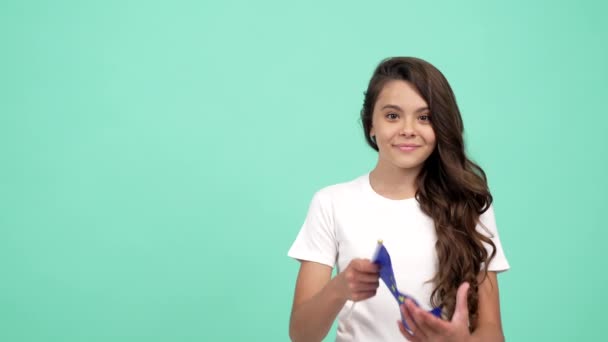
[381,104,430,113]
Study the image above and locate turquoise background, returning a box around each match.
[1,0,606,341]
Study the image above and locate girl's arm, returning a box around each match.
[289,259,380,342]
[470,271,505,342]
[289,261,344,342]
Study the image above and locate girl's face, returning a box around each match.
[370,80,437,173]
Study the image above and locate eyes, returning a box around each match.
[386,113,399,120]
[385,112,432,123]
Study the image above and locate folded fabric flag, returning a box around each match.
[372,240,442,331]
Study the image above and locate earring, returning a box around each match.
[370,135,376,143]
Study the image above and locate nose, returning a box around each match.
[400,118,416,137]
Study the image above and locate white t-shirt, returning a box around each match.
[288,173,510,342]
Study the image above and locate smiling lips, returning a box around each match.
[394,143,421,152]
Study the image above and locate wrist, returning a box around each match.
[329,272,350,304]
[469,327,505,342]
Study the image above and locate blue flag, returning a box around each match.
[372,240,442,330]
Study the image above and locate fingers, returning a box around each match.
[350,259,380,284]
[343,270,379,291]
[410,301,449,336]
[400,300,427,340]
[344,259,379,283]
[346,276,379,301]
[345,270,379,284]
[351,258,380,274]
[401,285,472,340]
[452,282,470,324]
[342,259,380,302]
[356,281,380,291]
[397,319,419,341]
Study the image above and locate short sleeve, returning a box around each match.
[287,189,337,267]
[477,204,510,273]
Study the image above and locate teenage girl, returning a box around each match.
[288,57,509,342]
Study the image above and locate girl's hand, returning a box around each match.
[398,282,472,342]
[337,258,380,302]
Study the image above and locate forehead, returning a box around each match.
[375,80,428,110]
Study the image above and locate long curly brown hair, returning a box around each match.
[360,57,497,330]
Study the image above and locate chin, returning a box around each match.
[385,157,425,170]
[386,155,424,169]
[394,162,425,170]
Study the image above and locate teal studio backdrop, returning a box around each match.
[1,0,606,341]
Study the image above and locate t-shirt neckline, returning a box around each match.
[361,172,418,205]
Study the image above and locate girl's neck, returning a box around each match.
[369,162,422,200]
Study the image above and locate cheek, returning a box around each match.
[377,126,400,140]
[424,129,437,146]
